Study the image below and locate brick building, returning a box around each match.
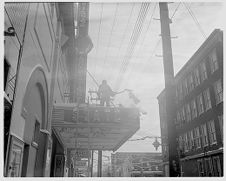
[157,29,223,177]
[111,152,163,177]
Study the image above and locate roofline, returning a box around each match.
[157,29,223,98]
[175,29,223,79]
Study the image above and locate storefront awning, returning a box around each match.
[52,103,140,151]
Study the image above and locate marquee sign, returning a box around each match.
[52,104,139,123]
[71,149,90,159]
[52,103,140,151]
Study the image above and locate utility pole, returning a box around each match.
[159,2,180,176]
[90,150,94,177]
[97,150,102,177]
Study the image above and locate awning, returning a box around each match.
[52,103,140,151]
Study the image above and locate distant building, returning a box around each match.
[157,29,223,177]
[111,152,163,177]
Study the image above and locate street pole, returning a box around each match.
[97,150,102,177]
[159,2,180,176]
[91,150,94,177]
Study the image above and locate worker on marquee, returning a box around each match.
[98,80,115,106]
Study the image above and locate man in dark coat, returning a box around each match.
[98,80,115,106]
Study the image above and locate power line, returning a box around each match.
[183,2,207,39]
[115,3,146,82]
[124,3,158,81]
[102,3,119,71]
[105,3,135,83]
[130,1,182,83]
[115,3,136,60]
[114,3,151,91]
[171,2,181,19]
[93,3,104,79]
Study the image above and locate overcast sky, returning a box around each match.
[86,1,225,154]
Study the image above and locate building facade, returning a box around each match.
[4,2,140,177]
[111,152,163,177]
[4,2,76,176]
[157,29,223,177]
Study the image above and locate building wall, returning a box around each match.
[157,29,223,177]
[4,2,69,177]
[111,152,163,177]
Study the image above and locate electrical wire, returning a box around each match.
[115,3,136,61]
[114,3,151,91]
[131,1,182,83]
[114,3,145,84]
[105,3,135,83]
[183,2,207,39]
[124,3,158,81]
[171,2,181,19]
[102,3,119,70]
[93,3,104,79]
[115,3,148,78]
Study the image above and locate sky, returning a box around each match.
[86,1,225,154]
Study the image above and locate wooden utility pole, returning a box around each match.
[90,150,94,177]
[97,150,102,177]
[159,2,180,176]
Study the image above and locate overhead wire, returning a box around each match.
[115,3,152,90]
[105,3,135,83]
[171,2,181,19]
[183,2,207,39]
[101,3,119,71]
[114,3,151,91]
[132,2,182,82]
[93,3,104,80]
[115,3,136,60]
[124,3,158,81]
[115,3,146,78]
[115,3,155,90]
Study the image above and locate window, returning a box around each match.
[181,107,186,124]
[183,79,188,96]
[178,135,184,151]
[214,79,223,104]
[176,111,181,127]
[197,159,205,176]
[203,89,212,111]
[197,94,204,115]
[204,157,214,176]
[200,61,207,82]
[184,133,189,152]
[177,84,183,100]
[188,74,194,92]
[188,130,194,150]
[209,48,219,73]
[193,127,201,148]
[185,104,191,122]
[212,156,222,176]
[207,120,217,145]
[194,68,200,87]
[218,115,223,141]
[200,124,208,147]
[191,99,198,119]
